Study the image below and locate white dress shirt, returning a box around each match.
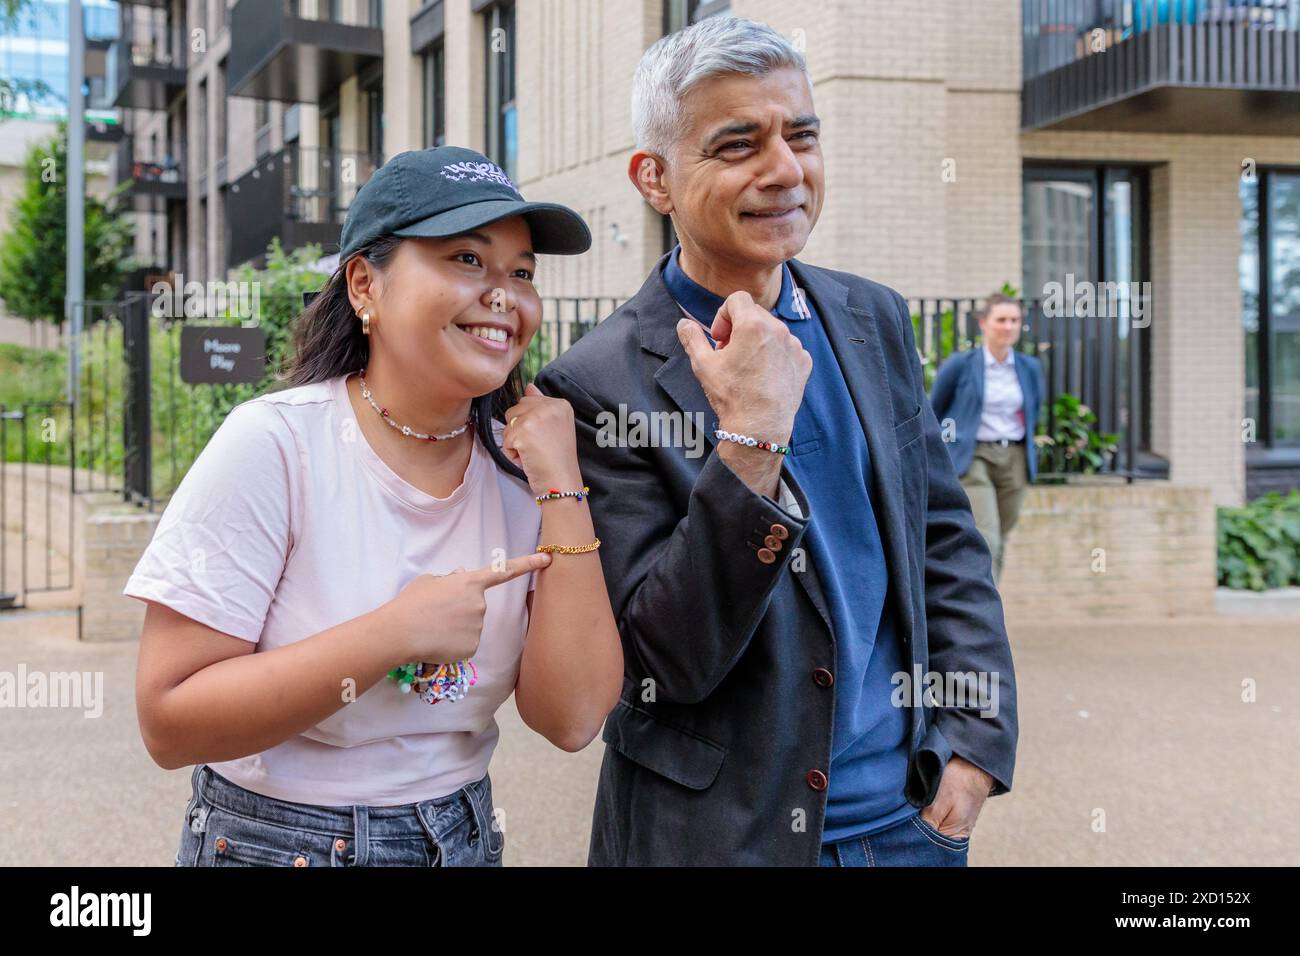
[975,345,1026,442]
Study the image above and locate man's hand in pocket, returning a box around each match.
[920,754,993,839]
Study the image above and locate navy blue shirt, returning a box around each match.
[662,247,914,843]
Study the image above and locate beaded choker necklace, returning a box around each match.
[357,370,472,442]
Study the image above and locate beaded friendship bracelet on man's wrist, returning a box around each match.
[714,427,791,456]
[535,485,590,505]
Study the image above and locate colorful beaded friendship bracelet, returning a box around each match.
[714,428,791,456]
[535,486,590,505]
[388,659,478,705]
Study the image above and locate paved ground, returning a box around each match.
[0,608,1296,866]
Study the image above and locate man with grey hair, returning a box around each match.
[536,15,1018,866]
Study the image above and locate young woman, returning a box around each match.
[126,146,623,867]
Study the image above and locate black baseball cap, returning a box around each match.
[337,146,591,261]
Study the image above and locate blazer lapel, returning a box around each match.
[788,259,917,644]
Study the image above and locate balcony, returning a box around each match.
[228,0,384,103]
[86,115,126,143]
[225,146,383,267]
[84,37,123,142]
[108,5,186,110]
[1023,0,1300,133]
[114,136,186,202]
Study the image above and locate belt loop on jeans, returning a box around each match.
[189,765,213,834]
[351,804,370,866]
[194,763,215,802]
[461,778,493,847]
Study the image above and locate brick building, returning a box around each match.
[93,0,1300,506]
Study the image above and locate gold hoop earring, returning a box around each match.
[360,311,371,335]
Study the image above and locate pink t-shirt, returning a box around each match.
[124,374,541,806]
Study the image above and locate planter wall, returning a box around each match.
[997,482,1216,622]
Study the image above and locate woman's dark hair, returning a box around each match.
[287,234,528,482]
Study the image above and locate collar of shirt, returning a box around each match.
[982,343,1016,369]
[662,244,810,325]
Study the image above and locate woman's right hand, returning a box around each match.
[381,553,552,665]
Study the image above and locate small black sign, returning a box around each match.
[179,325,267,385]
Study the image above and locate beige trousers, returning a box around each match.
[959,441,1029,585]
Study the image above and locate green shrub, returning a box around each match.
[1217,490,1300,591]
[1036,393,1119,475]
[1,239,327,499]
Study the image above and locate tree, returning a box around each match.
[0,121,132,329]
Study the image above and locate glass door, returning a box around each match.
[1268,173,1300,445]
[1022,164,1151,471]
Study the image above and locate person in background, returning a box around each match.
[929,293,1045,586]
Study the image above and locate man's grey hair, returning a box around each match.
[632,16,809,159]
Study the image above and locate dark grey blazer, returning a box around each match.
[534,254,1018,866]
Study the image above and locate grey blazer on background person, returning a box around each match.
[534,254,1018,866]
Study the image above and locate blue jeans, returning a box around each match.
[819,811,970,867]
[174,764,504,867]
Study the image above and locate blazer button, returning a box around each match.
[757,547,776,564]
[763,534,783,551]
[770,523,790,540]
[806,769,828,791]
[813,667,834,687]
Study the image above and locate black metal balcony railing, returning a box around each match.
[226,146,383,267]
[108,5,186,110]
[114,135,186,200]
[910,295,1153,478]
[228,0,384,102]
[1023,0,1300,132]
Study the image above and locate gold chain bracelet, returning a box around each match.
[536,538,601,555]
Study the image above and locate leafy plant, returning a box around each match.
[1217,491,1300,591]
[912,306,960,392]
[0,122,132,330]
[1036,393,1119,475]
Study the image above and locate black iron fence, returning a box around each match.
[0,401,77,610]
[42,295,624,511]
[523,297,623,382]
[11,288,1149,555]
[909,295,1149,478]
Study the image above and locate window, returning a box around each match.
[1022,164,1153,466]
[195,78,208,172]
[254,99,271,159]
[657,1,728,251]
[215,59,228,168]
[1242,170,1300,448]
[663,0,730,34]
[283,103,301,144]
[483,1,516,181]
[364,79,383,160]
[423,41,446,148]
